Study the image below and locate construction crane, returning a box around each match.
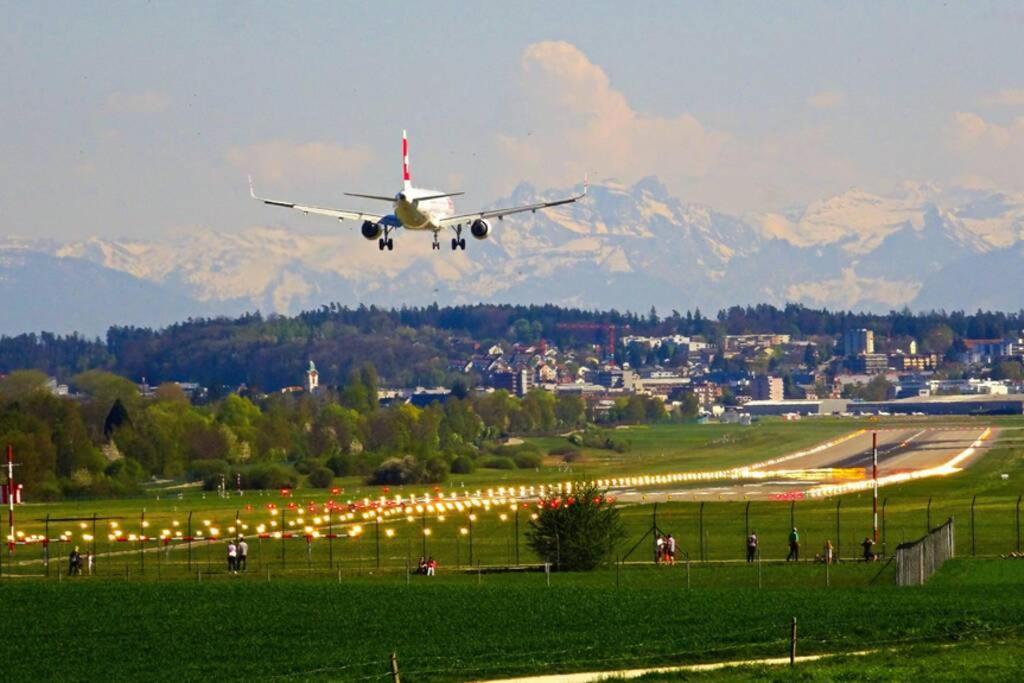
[554,322,630,365]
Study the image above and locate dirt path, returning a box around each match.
[474,649,874,682]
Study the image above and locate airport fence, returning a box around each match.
[895,517,955,586]
[0,494,1022,579]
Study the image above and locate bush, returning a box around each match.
[246,463,299,490]
[307,466,334,489]
[548,444,580,457]
[480,455,516,470]
[512,450,543,469]
[526,484,625,571]
[368,456,424,486]
[325,453,355,477]
[187,459,228,482]
[423,457,449,483]
[450,455,475,474]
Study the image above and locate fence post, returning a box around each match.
[970,495,977,556]
[744,500,750,543]
[1016,496,1021,554]
[44,513,50,577]
[187,511,193,571]
[790,500,795,530]
[390,652,401,683]
[926,497,932,531]
[698,502,704,563]
[328,508,333,569]
[139,510,145,575]
[835,499,841,562]
[881,497,888,559]
[280,507,286,568]
[789,617,797,666]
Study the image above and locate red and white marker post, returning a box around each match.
[872,432,879,543]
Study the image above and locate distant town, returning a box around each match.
[6,304,1024,420]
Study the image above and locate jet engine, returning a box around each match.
[361,221,383,240]
[470,219,492,240]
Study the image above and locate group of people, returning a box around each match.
[654,533,677,564]
[67,546,94,575]
[226,538,249,573]
[417,556,438,576]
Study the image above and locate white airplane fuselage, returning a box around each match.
[393,188,456,231]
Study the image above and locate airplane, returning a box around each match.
[249,130,586,252]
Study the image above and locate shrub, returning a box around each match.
[512,450,543,469]
[325,453,355,477]
[307,466,335,489]
[423,457,449,483]
[480,456,516,470]
[548,444,580,457]
[368,456,424,485]
[187,459,229,482]
[526,484,624,571]
[450,455,475,474]
[246,463,299,490]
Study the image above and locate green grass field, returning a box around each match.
[4,418,1024,680]
[4,418,1024,578]
[1,559,1022,681]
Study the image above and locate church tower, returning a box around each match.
[305,360,319,394]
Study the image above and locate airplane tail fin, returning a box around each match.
[402,129,412,191]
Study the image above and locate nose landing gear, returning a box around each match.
[378,226,395,251]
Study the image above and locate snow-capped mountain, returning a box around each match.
[3,178,1024,335]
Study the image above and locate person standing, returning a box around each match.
[861,537,876,562]
[237,537,248,572]
[227,540,237,573]
[655,534,664,564]
[746,531,758,563]
[824,539,834,565]
[69,546,81,576]
[666,534,677,566]
[787,527,800,562]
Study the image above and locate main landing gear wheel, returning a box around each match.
[451,238,458,251]
[386,238,394,251]
[459,238,466,250]
[378,238,385,251]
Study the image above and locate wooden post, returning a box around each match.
[390,652,401,683]
[615,555,620,589]
[790,617,797,666]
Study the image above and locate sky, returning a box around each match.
[1,1,1023,241]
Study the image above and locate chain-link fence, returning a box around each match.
[895,517,954,586]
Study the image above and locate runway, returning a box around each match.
[612,427,994,502]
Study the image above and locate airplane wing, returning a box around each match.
[437,181,587,228]
[249,177,384,223]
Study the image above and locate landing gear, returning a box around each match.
[450,225,467,251]
[378,227,395,251]
[433,233,440,250]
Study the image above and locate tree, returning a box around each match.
[992,361,1024,381]
[526,484,625,571]
[921,324,955,355]
[0,370,49,404]
[103,398,131,440]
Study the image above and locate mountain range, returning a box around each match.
[2,178,1023,336]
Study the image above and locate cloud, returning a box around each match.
[806,90,846,110]
[949,111,1024,188]
[105,90,172,114]
[496,41,729,193]
[226,140,373,185]
[981,88,1024,107]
